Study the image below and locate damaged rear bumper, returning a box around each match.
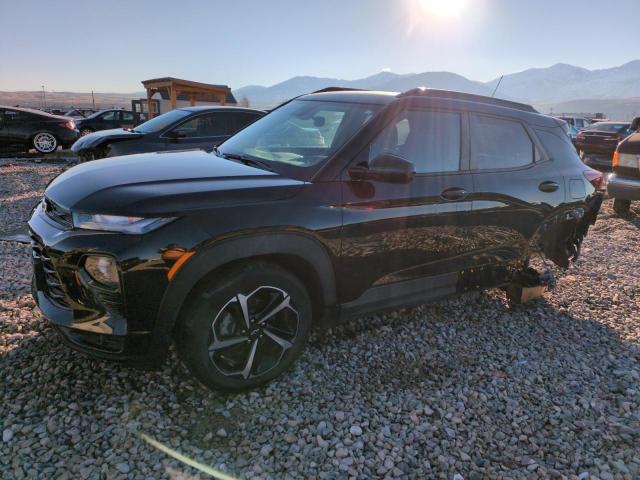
[536,193,603,268]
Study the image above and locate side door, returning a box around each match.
[118,111,136,129]
[469,113,565,266]
[162,112,229,151]
[1,109,30,144]
[339,107,474,307]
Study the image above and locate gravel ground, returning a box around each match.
[0,162,66,236]
[1,163,639,480]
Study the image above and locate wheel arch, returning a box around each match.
[150,232,338,358]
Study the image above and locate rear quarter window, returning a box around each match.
[470,114,534,169]
[534,128,580,162]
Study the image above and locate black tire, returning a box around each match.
[177,262,312,392]
[613,198,631,215]
[32,132,58,154]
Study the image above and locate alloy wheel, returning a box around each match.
[208,286,299,379]
[33,133,57,153]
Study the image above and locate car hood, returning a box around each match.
[45,150,305,216]
[71,128,144,151]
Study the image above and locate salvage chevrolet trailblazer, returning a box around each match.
[29,88,603,391]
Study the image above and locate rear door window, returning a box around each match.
[101,111,117,121]
[230,112,262,133]
[369,109,461,174]
[470,114,534,170]
[170,113,227,138]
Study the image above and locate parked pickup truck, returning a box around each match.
[608,117,640,214]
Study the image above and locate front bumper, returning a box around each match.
[607,174,640,201]
[28,202,171,366]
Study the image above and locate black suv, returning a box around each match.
[71,106,265,161]
[29,88,603,391]
[0,106,79,154]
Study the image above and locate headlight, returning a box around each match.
[84,255,119,287]
[72,212,175,234]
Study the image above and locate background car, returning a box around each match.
[0,105,79,154]
[608,117,640,214]
[71,106,265,160]
[558,115,592,130]
[63,108,97,120]
[576,121,634,170]
[75,109,139,136]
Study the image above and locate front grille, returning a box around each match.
[31,236,69,307]
[43,198,73,229]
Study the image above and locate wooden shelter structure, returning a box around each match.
[141,77,233,119]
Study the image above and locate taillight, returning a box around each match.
[583,169,604,191]
[59,120,75,130]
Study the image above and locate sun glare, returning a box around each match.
[417,0,469,19]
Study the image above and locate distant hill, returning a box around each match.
[233,71,492,108]
[534,98,640,121]
[486,60,640,103]
[0,91,141,110]
[233,60,640,114]
[4,61,640,119]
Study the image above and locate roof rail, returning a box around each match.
[397,87,538,113]
[312,87,365,94]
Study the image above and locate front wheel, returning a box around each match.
[177,262,312,392]
[613,198,631,215]
[32,132,58,154]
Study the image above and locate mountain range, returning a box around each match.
[232,61,640,118]
[3,61,640,119]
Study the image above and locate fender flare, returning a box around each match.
[148,232,338,359]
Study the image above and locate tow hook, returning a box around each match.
[505,267,556,304]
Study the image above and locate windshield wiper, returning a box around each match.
[217,150,275,172]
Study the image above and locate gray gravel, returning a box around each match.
[0,162,65,236]
[1,163,639,479]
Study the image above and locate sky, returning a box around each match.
[1,0,639,93]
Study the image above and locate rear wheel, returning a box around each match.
[32,132,58,154]
[177,262,312,392]
[613,198,631,215]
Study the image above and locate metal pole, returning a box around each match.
[42,85,46,109]
[92,90,95,109]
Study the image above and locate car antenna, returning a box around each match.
[491,75,504,97]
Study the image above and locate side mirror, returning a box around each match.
[349,153,415,184]
[630,117,640,132]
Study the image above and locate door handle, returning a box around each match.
[440,187,468,201]
[538,181,559,193]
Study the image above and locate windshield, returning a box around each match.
[133,109,192,133]
[585,122,629,133]
[218,99,381,174]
